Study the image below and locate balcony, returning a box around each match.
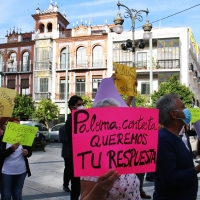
[35,62,52,71]
[193,70,198,79]
[55,93,70,101]
[19,63,32,73]
[189,63,194,72]
[35,92,49,101]
[59,30,72,38]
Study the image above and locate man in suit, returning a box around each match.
[59,125,71,192]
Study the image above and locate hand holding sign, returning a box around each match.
[97,169,120,192]
[11,143,20,151]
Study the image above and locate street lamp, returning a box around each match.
[114,1,149,106]
[143,20,153,104]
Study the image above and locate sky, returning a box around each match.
[0,0,200,44]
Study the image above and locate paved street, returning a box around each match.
[20,142,200,199]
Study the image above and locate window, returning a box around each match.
[39,24,44,33]
[35,47,52,70]
[7,80,15,89]
[113,41,132,67]
[59,79,69,100]
[40,78,48,92]
[141,82,150,94]
[60,48,66,69]
[92,46,103,68]
[76,47,86,68]
[8,52,17,72]
[47,23,52,32]
[137,52,147,69]
[21,79,30,95]
[157,38,180,69]
[92,78,101,98]
[76,78,85,96]
[22,52,30,71]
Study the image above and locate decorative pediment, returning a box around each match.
[8,34,18,43]
[74,24,88,36]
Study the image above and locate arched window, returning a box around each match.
[22,52,30,72]
[76,47,86,68]
[60,48,66,69]
[8,52,17,72]
[39,23,44,33]
[92,45,103,68]
[47,23,52,32]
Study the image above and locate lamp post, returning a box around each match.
[143,20,153,104]
[65,46,69,121]
[114,1,149,106]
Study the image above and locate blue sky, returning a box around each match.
[0,0,200,44]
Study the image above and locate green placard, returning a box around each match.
[189,108,200,123]
[3,122,38,146]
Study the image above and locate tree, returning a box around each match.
[12,94,35,120]
[81,95,93,108]
[33,99,59,128]
[151,76,194,107]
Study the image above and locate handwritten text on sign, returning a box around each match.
[72,107,159,176]
[0,87,16,117]
[3,122,38,146]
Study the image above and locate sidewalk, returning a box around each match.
[17,143,200,199]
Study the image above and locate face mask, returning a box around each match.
[176,108,191,125]
[77,105,84,110]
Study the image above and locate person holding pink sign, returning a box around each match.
[154,93,200,200]
[80,98,141,200]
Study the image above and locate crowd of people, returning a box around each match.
[0,91,199,200]
[58,93,200,200]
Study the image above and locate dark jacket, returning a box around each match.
[0,135,32,177]
[59,125,69,158]
[65,113,72,162]
[153,128,198,200]
[34,132,46,142]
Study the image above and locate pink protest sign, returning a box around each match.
[72,107,159,176]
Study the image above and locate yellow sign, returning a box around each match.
[189,28,199,55]
[113,62,137,96]
[189,108,200,123]
[0,87,16,117]
[3,122,38,146]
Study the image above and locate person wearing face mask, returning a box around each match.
[65,95,84,200]
[153,93,200,200]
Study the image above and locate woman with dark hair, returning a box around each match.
[0,118,32,200]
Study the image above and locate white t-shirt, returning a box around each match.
[2,144,26,175]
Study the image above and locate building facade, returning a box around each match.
[108,27,200,106]
[0,2,200,123]
[0,2,112,122]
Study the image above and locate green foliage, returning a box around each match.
[81,95,93,108]
[135,94,151,107]
[151,76,194,107]
[12,94,35,120]
[32,99,59,128]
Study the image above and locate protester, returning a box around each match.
[153,93,200,200]
[59,124,71,192]
[0,118,32,200]
[65,95,84,200]
[34,131,46,152]
[80,98,141,200]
